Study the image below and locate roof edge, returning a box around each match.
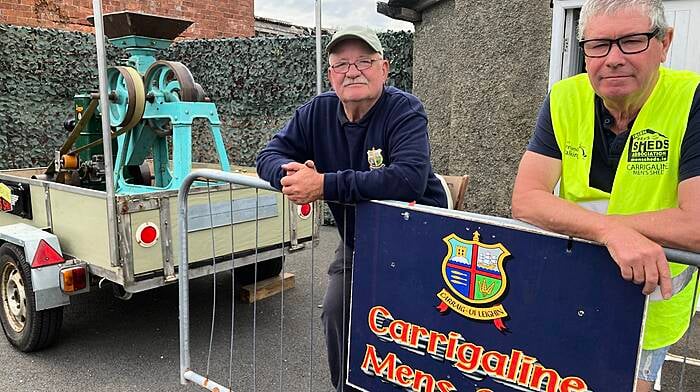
[376,0,444,23]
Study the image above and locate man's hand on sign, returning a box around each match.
[280,160,324,205]
[599,222,672,299]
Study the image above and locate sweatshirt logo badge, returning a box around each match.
[436,231,512,332]
[367,148,385,170]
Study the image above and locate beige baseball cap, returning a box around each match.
[326,25,384,56]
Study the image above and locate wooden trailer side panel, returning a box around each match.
[49,189,112,269]
[0,183,48,228]
[129,209,163,275]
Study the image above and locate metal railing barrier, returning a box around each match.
[177,170,700,391]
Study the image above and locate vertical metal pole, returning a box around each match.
[279,196,286,391]
[91,0,120,267]
[311,25,323,390]
[178,175,197,385]
[228,184,237,391]
[205,181,218,377]
[309,205,316,392]
[253,189,260,391]
[315,0,323,95]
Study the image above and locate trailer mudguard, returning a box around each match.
[0,223,69,310]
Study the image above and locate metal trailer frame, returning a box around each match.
[0,167,308,298]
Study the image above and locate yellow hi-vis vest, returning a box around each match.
[550,66,700,350]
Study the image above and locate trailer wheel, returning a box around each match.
[0,243,63,352]
[235,256,284,286]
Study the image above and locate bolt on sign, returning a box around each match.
[346,201,646,392]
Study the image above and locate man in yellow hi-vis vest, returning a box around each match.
[512,0,699,390]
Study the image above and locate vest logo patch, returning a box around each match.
[626,129,669,176]
[629,129,669,163]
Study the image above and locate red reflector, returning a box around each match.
[136,222,160,247]
[140,226,158,244]
[299,203,312,218]
[32,239,64,268]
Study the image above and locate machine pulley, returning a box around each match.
[106,66,146,128]
[143,60,198,102]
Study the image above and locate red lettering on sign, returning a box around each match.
[368,306,391,336]
[445,331,464,361]
[389,319,411,344]
[361,306,590,392]
[361,344,397,378]
[518,355,536,386]
[455,342,483,373]
[437,380,457,392]
[395,365,413,387]
[408,324,430,349]
[530,365,561,392]
[361,345,456,392]
[426,330,448,357]
[505,349,523,381]
[560,377,588,392]
[481,351,508,377]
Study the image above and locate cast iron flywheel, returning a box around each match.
[143,60,197,102]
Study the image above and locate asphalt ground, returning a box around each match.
[0,226,698,391]
[0,227,339,392]
[665,315,700,391]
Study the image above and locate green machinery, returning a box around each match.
[46,11,230,194]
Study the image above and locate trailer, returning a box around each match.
[0,11,315,352]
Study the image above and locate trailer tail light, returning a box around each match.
[31,239,65,268]
[136,222,160,248]
[297,203,312,220]
[60,266,88,293]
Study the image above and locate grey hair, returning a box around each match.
[577,0,669,41]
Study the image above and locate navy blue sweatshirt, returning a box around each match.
[256,86,447,247]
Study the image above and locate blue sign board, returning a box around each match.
[347,201,646,392]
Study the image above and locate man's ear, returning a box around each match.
[382,59,390,81]
[327,68,335,90]
[660,27,674,62]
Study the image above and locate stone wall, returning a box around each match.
[414,0,552,216]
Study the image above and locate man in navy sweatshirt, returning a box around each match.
[256,26,447,391]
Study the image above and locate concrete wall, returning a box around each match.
[0,0,254,38]
[414,0,552,216]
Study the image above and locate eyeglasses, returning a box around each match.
[330,58,382,74]
[579,29,660,58]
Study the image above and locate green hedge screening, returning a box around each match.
[0,24,412,169]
